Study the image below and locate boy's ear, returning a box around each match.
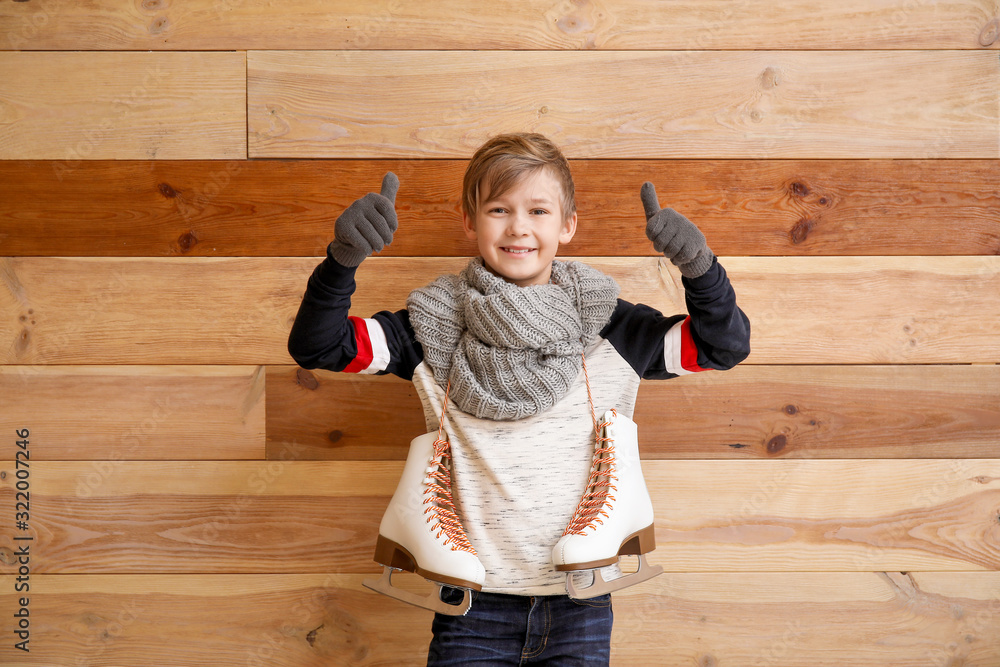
[559,211,578,244]
[462,211,478,241]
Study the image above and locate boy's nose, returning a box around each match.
[507,212,530,235]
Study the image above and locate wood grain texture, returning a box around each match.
[248,50,1000,159]
[4,256,998,365]
[0,365,265,460]
[2,159,998,257]
[2,0,998,50]
[1,460,998,573]
[0,573,998,666]
[266,366,427,461]
[266,365,1000,460]
[0,52,246,160]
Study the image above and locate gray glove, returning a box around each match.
[329,172,400,267]
[641,181,714,278]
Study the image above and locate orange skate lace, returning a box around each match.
[423,379,478,555]
[562,353,618,536]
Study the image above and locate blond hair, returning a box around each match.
[462,133,576,221]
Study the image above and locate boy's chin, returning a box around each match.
[480,259,553,287]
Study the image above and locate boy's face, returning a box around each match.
[462,168,577,287]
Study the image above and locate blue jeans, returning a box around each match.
[426,587,613,666]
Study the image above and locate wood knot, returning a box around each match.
[306,624,324,647]
[766,434,787,454]
[149,16,170,35]
[0,547,15,565]
[15,328,31,355]
[328,430,343,444]
[555,3,595,36]
[295,368,319,390]
[759,66,780,89]
[978,18,999,46]
[158,182,177,198]
[789,218,815,244]
[177,231,199,253]
[784,404,798,415]
[790,181,810,196]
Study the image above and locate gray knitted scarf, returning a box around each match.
[407,257,620,421]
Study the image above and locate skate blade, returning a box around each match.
[565,554,664,600]
[362,567,472,616]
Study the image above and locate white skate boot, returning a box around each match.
[362,426,486,616]
[553,408,663,599]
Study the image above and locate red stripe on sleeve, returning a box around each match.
[680,317,708,372]
[342,316,374,373]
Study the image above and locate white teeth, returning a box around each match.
[504,248,532,254]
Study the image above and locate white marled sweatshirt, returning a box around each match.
[287,251,750,595]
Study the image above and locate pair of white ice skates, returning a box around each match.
[362,406,663,616]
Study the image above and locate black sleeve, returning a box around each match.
[286,246,423,380]
[600,256,751,380]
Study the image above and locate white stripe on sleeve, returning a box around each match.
[662,320,695,375]
[359,318,391,375]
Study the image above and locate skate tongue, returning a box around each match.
[562,412,617,536]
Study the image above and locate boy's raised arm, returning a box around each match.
[287,172,420,377]
[601,183,750,379]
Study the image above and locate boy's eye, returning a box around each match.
[530,208,548,215]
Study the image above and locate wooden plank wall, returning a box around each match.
[1,1,999,665]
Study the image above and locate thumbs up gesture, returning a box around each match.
[640,182,714,279]
[329,172,400,267]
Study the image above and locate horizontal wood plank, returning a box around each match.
[1,460,998,573]
[2,0,997,50]
[0,366,265,460]
[0,52,246,160]
[266,364,1000,460]
[4,362,993,463]
[0,573,998,665]
[248,50,1000,159]
[2,256,998,365]
[2,159,998,257]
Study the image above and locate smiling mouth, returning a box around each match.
[501,247,535,254]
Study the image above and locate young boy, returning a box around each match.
[287,133,750,665]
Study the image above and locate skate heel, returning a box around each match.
[372,535,416,572]
[618,524,656,556]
